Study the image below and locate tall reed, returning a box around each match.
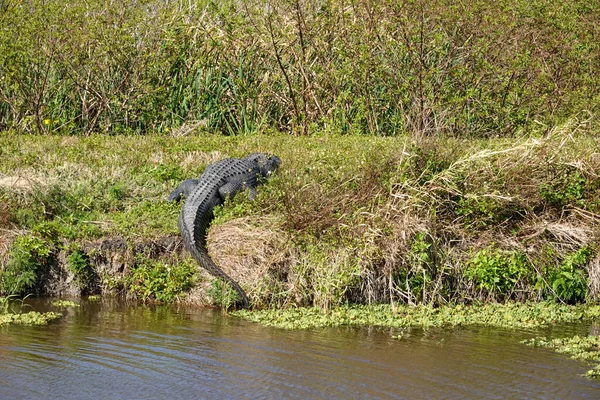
[1,0,598,136]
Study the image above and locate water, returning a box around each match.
[1,299,599,399]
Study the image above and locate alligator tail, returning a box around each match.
[188,243,250,308]
[179,217,249,308]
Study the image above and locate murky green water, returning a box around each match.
[1,299,599,399]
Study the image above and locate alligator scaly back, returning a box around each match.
[170,153,281,308]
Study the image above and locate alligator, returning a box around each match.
[169,153,281,308]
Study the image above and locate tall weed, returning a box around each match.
[1,0,599,136]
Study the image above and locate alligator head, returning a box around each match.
[244,153,281,177]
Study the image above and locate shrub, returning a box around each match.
[547,247,591,304]
[66,249,95,293]
[1,235,52,296]
[208,279,240,310]
[540,168,600,213]
[391,232,437,305]
[124,256,197,303]
[465,248,532,300]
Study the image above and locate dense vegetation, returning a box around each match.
[1,0,599,136]
[1,0,599,313]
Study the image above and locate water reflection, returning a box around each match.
[1,299,599,399]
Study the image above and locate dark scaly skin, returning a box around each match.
[169,153,281,308]
[167,179,199,202]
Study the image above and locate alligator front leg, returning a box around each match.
[218,181,257,201]
[168,179,199,202]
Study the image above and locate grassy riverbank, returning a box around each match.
[1,124,599,308]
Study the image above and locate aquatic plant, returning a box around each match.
[0,295,62,326]
[51,300,80,308]
[523,335,600,379]
[0,311,62,326]
[234,302,600,330]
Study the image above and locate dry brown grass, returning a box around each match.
[207,216,291,300]
[0,232,16,271]
[588,255,600,301]
[0,175,51,191]
[180,151,226,172]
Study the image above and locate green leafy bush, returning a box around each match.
[124,256,197,303]
[540,169,587,210]
[393,233,436,305]
[1,235,52,296]
[547,247,591,304]
[465,248,532,300]
[66,249,94,293]
[457,195,526,229]
[208,278,240,310]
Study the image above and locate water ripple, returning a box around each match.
[1,306,600,399]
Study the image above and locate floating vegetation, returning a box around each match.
[523,335,600,379]
[87,295,101,301]
[51,300,80,308]
[234,302,600,330]
[0,311,62,326]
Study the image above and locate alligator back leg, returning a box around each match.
[168,179,199,202]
